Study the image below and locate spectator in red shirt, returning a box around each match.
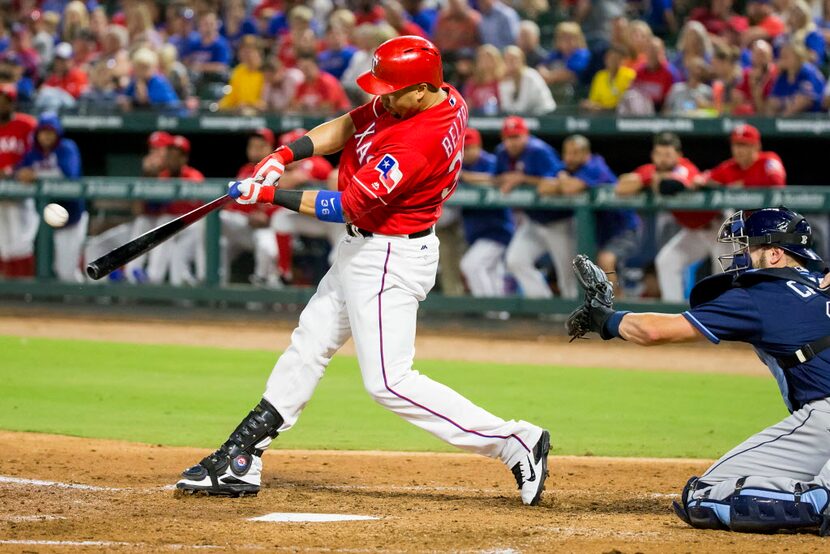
[42,42,89,99]
[433,0,481,54]
[463,44,504,114]
[735,39,778,114]
[702,124,786,188]
[351,1,386,25]
[275,6,321,68]
[631,38,680,111]
[290,50,351,114]
[688,0,748,39]
[742,0,786,46]
[384,0,428,38]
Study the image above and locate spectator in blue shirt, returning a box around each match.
[118,47,180,111]
[404,0,438,37]
[221,0,258,53]
[317,24,356,80]
[184,12,231,76]
[643,0,678,38]
[767,41,825,115]
[774,0,826,66]
[166,5,199,58]
[478,0,520,50]
[539,22,592,87]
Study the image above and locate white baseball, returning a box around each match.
[43,203,69,228]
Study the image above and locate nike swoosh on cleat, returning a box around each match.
[526,456,536,482]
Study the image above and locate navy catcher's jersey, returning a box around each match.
[684,268,830,411]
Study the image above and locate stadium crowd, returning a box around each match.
[0,0,827,304]
[0,1,828,115]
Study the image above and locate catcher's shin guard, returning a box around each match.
[176,398,283,497]
[728,484,830,534]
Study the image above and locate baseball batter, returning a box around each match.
[176,36,550,505]
[568,207,830,535]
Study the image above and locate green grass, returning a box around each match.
[0,335,788,458]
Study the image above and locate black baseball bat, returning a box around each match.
[86,194,233,280]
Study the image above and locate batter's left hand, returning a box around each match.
[228,178,276,205]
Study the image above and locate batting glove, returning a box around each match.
[253,145,293,187]
[228,178,276,204]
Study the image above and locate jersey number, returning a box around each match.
[443,151,463,199]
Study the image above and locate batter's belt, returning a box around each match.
[346,224,435,239]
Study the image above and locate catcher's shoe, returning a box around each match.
[176,447,264,497]
[511,430,551,506]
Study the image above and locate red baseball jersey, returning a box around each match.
[634,158,720,229]
[159,165,205,215]
[0,113,35,173]
[708,151,786,188]
[338,86,467,234]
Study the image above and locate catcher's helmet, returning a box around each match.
[717,207,821,272]
[356,35,443,96]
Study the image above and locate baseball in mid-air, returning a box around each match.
[43,203,69,228]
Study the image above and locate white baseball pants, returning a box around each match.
[505,216,577,299]
[53,211,88,283]
[262,232,542,467]
[460,238,507,297]
[0,199,39,261]
[220,210,278,284]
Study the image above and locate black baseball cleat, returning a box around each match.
[511,430,551,506]
[175,398,283,498]
[176,448,263,497]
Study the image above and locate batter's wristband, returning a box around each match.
[314,190,344,223]
[286,135,314,161]
[604,311,630,339]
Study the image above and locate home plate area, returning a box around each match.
[1,432,828,553]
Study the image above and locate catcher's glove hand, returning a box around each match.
[565,254,616,341]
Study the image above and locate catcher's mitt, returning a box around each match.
[565,255,616,341]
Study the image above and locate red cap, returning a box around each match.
[278,128,308,147]
[731,124,761,145]
[148,130,174,149]
[251,127,276,148]
[357,35,443,95]
[0,83,17,101]
[171,135,191,154]
[501,115,529,138]
[464,127,482,147]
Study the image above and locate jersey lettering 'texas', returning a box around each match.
[338,85,468,235]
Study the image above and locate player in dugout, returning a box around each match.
[567,207,830,535]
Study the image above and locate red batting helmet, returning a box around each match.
[356,35,443,96]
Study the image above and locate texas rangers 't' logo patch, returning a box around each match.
[374,154,403,193]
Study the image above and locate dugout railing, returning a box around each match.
[2,177,828,316]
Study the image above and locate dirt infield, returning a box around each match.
[4,313,814,552]
[0,431,825,553]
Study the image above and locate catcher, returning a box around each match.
[567,207,830,536]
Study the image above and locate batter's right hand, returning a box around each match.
[228,178,276,205]
[253,145,293,186]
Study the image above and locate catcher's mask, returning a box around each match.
[717,207,821,273]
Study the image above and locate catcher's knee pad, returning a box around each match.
[200,398,283,476]
[728,484,830,534]
[672,476,729,530]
